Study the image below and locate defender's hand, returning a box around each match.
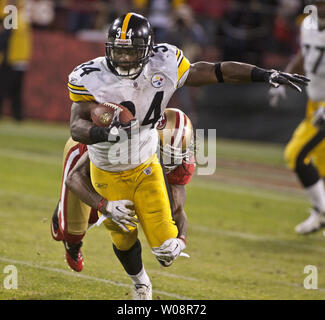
[151,238,186,263]
[105,200,138,232]
[268,70,310,93]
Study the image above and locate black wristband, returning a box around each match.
[89,126,108,143]
[214,62,224,83]
[251,67,272,82]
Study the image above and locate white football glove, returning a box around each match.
[312,106,325,130]
[151,238,186,264]
[269,86,286,108]
[104,200,138,232]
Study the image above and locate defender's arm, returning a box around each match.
[169,184,188,240]
[65,152,138,231]
[65,151,107,211]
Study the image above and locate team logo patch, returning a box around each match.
[157,114,167,130]
[143,167,152,175]
[151,74,164,88]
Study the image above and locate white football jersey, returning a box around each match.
[68,43,190,172]
[301,16,325,101]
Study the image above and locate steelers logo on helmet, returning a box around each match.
[105,12,154,78]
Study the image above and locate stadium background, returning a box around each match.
[1,0,308,143]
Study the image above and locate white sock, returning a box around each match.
[306,180,325,213]
[128,266,151,286]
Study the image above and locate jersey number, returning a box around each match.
[121,92,164,128]
[151,45,168,57]
[74,61,100,77]
[142,91,164,128]
[303,45,325,74]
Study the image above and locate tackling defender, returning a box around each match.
[57,12,307,299]
[51,108,194,299]
[270,0,325,234]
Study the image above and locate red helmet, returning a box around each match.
[157,108,194,172]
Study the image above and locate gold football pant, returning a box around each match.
[284,100,325,187]
[90,154,178,251]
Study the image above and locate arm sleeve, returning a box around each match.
[67,81,96,102]
[67,64,96,102]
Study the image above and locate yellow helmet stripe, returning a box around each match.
[121,13,133,39]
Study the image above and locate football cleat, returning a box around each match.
[51,203,64,241]
[63,240,84,272]
[295,208,325,234]
[132,283,152,300]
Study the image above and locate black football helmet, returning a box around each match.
[106,13,154,78]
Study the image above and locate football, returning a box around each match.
[90,102,134,127]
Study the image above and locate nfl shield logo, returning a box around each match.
[143,167,152,175]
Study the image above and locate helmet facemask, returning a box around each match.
[159,129,195,173]
[106,36,152,78]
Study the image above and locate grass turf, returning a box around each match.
[0,119,324,300]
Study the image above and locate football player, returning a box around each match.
[63,12,307,299]
[51,108,194,300]
[269,0,325,234]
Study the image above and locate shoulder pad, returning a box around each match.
[150,43,190,88]
[68,57,103,87]
[68,57,105,102]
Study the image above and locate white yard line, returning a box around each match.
[148,269,198,282]
[0,257,193,300]
[192,178,307,204]
[0,189,57,205]
[0,125,69,140]
[0,149,60,165]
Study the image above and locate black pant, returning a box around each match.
[0,65,25,121]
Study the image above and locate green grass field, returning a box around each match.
[0,119,325,300]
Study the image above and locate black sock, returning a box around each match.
[113,239,143,275]
[295,162,320,188]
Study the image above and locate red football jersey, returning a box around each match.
[167,160,195,185]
